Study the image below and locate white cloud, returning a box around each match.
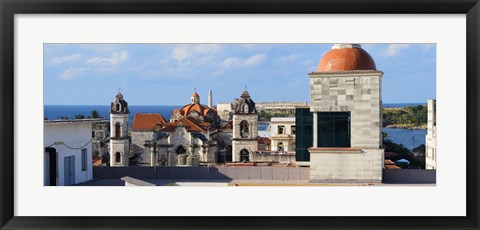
[384,44,411,57]
[59,67,85,80]
[85,50,129,65]
[222,54,267,68]
[171,44,220,62]
[51,53,81,64]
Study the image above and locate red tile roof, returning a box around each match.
[384,159,401,169]
[132,114,167,131]
[157,117,210,133]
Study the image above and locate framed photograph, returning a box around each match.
[1,0,479,229]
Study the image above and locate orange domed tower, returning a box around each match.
[307,44,384,183]
[317,44,376,72]
[173,89,220,128]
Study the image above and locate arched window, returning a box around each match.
[240,149,249,162]
[240,120,249,138]
[278,142,284,152]
[116,104,120,112]
[115,152,121,163]
[175,145,186,155]
[115,122,121,138]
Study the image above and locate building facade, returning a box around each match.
[44,120,94,186]
[425,99,437,169]
[308,44,384,183]
[270,117,296,153]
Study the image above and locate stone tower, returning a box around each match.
[308,44,384,183]
[208,90,213,108]
[232,89,258,162]
[109,92,130,167]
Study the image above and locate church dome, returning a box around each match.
[180,103,212,117]
[317,44,376,72]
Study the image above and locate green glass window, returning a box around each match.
[318,112,351,147]
[295,108,313,162]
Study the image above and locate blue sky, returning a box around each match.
[44,44,436,105]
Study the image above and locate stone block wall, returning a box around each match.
[131,131,156,165]
[110,139,129,166]
[309,72,383,149]
[232,113,258,162]
[309,148,384,183]
[251,153,296,163]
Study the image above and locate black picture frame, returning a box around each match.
[1,0,479,229]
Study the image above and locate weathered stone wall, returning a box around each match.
[251,153,296,163]
[232,113,258,162]
[110,113,129,166]
[131,131,157,166]
[309,149,384,183]
[110,114,128,139]
[110,139,130,166]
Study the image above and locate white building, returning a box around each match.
[425,99,437,169]
[308,44,384,183]
[270,117,296,152]
[44,119,94,186]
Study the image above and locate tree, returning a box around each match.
[91,109,101,118]
[74,114,86,119]
[383,131,424,169]
[57,115,69,120]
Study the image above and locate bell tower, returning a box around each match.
[232,88,258,162]
[109,91,130,167]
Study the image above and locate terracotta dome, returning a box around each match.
[179,103,211,116]
[317,44,376,72]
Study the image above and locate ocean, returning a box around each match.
[44,105,180,125]
[382,128,426,150]
[44,103,427,149]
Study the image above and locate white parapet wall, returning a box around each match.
[309,148,384,183]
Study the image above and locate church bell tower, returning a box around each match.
[232,89,258,162]
[109,91,130,167]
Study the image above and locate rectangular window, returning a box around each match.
[81,148,87,171]
[291,126,296,134]
[278,125,285,134]
[318,112,351,147]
